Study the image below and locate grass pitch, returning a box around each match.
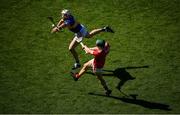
[0,0,180,113]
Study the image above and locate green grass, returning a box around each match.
[0,0,180,113]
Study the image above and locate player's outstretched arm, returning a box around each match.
[84,46,94,54]
[51,20,67,33]
[89,47,97,50]
[51,27,59,33]
[57,19,64,27]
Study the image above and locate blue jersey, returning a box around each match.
[64,15,82,33]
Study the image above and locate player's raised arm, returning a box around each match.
[89,47,97,50]
[51,20,67,33]
[83,46,94,54]
[57,19,64,27]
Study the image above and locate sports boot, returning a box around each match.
[72,63,81,70]
[103,26,114,33]
[70,72,79,81]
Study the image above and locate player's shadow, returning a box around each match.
[86,65,149,90]
[88,92,171,111]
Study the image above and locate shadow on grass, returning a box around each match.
[86,65,149,90]
[88,92,171,111]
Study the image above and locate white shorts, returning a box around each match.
[73,24,88,43]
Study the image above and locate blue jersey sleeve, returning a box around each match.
[64,16,75,26]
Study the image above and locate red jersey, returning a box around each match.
[92,43,110,68]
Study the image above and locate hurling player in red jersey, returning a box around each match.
[51,9,114,69]
[71,39,112,96]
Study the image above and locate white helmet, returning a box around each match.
[61,9,71,15]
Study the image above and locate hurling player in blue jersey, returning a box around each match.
[51,9,114,69]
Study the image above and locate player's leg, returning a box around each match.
[69,25,88,69]
[95,70,112,96]
[69,38,80,69]
[86,28,104,38]
[86,26,114,38]
[71,59,93,81]
[78,59,93,76]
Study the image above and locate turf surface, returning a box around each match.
[0,0,180,113]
